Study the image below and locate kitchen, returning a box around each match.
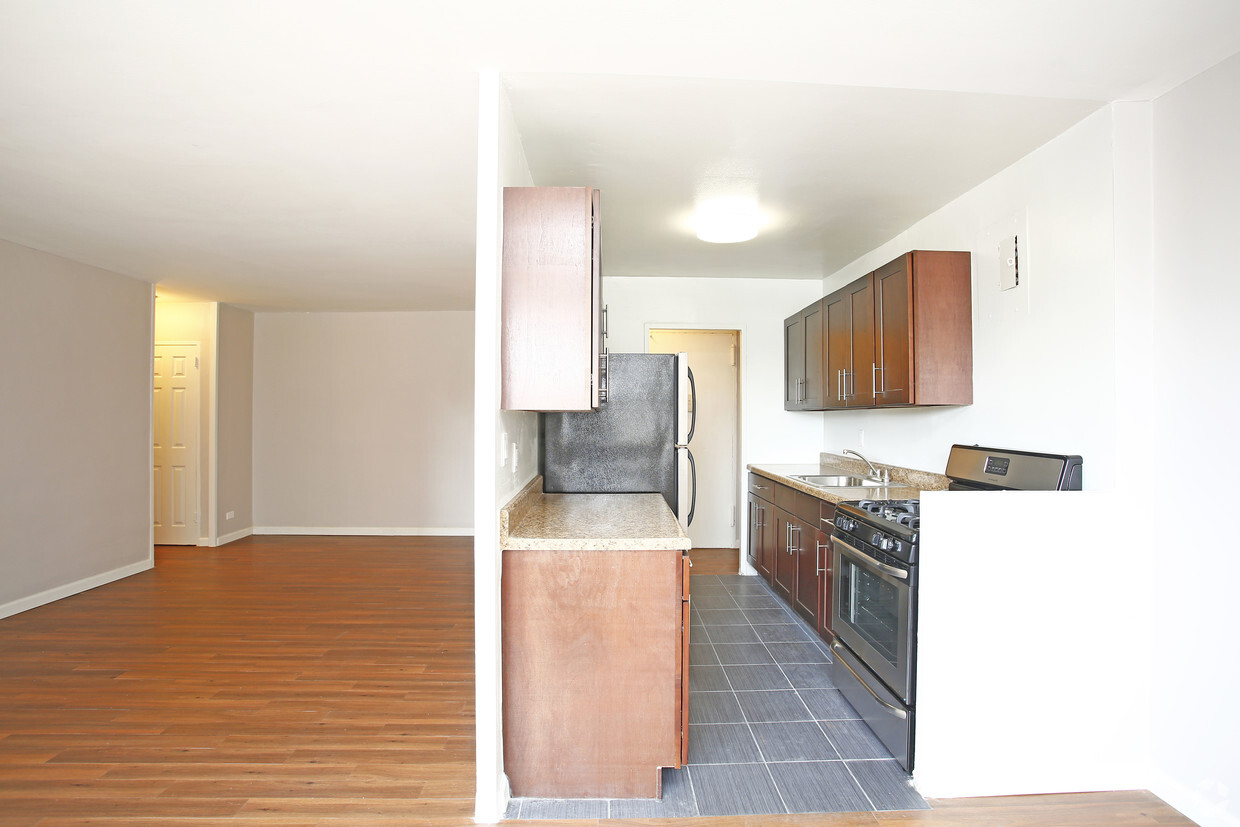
[477,57,1239,825]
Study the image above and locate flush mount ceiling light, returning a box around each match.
[694,196,761,243]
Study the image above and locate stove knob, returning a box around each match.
[878,536,895,552]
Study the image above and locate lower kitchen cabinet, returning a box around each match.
[748,473,835,641]
[747,477,776,581]
[501,547,687,799]
[772,508,799,603]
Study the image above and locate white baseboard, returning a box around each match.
[0,557,154,621]
[253,526,474,537]
[216,526,254,546]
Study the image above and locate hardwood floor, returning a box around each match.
[0,536,475,826]
[0,537,1193,826]
[688,547,741,575]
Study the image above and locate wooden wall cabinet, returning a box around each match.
[502,547,687,799]
[783,300,824,410]
[871,251,973,406]
[824,276,876,408]
[501,186,603,411]
[783,250,972,410]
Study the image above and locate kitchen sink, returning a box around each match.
[794,474,889,488]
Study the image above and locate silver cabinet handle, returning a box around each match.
[871,360,902,396]
[598,350,609,403]
[816,541,828,575]
[831,642,908,719]
[833,536,909,581]
[602,303,609,337]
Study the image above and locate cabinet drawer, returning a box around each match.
[774,483,821,524]
[819,499,837,534]
[749,473,775,501]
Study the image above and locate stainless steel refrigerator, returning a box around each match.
[541,352,697,526]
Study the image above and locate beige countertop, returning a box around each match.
[500,476,691,551]
[749,453,949,504]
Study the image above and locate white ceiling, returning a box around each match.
[2,1,1238,311]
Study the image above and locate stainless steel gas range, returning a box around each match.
[828,445,1083,772]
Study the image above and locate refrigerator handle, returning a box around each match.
[686,448,697,527]
[685,366,697,444]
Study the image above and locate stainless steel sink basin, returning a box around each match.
[793,474,888,488]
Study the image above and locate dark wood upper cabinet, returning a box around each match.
[783,311,805,409]
[783,300,824,410]
[501,187,602,412]
[879,250,974,406]
[785,250,972,410]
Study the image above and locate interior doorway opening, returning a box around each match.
[648,329,740,552]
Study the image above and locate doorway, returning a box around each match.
[649,329,740,550]
[153,342,201,545]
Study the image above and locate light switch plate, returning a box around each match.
[999,235,1020,291]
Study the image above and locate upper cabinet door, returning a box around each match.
[501,187,601,412]
[874,255,913,406]
[783,311,806,410]
[823,288,851,409]
[846,276,876,406]
[802,300,825,409]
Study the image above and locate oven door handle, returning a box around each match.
[831,642,908,720]
[832,536,909,581]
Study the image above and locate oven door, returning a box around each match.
[832,534,914,703]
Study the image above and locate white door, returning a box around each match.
[153,343,200,545]
[650,330,740,549]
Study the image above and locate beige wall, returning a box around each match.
[252,310,473,533]
[0,239,153,617]
[217,304,254,541]
[154,301,215,544]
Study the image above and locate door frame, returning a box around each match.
[645,325,744,556]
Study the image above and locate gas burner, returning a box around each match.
[837,498,921,562]
[856,499,920,522]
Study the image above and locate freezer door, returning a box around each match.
[676,352,696,446]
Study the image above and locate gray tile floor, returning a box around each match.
[504,573,928,820]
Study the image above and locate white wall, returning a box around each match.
[252,310,473,534]
[154,300,216,544]
[604,275,824,569]
[0,239,153,618]
[817,109,1119,492]
[1147,52,1240,827]
[474,72,537,823]
[216,304,254,544]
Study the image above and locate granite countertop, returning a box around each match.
[749,453,950,504]
[500,476,691,551]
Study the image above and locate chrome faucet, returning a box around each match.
[843,449,889,484]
